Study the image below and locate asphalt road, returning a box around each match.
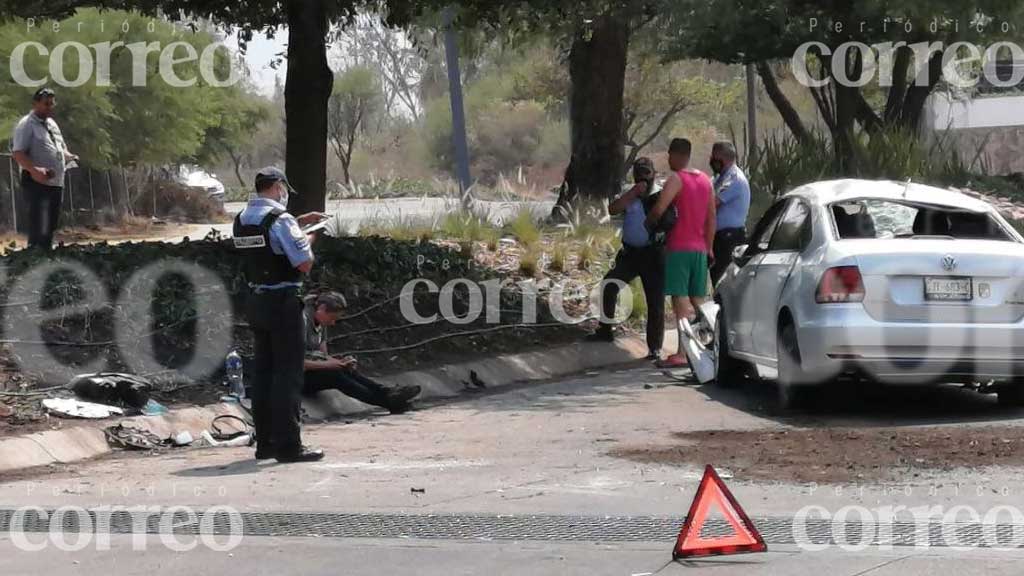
[5,365,1024,574]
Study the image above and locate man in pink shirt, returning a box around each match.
[645,138,716,368]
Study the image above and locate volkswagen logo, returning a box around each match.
[942,255,957,272]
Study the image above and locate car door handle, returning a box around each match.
[747,270,757,278]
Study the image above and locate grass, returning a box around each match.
[507,208,541,247]
[549,242,568,272]
[518,244,543,277]
[577,241,598,271]
[358,214,436,243]
[440,211,502,250]
[628,278,647,322]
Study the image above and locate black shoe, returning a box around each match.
[387,385,422,414]
[254,445,276,460]
[646,350,662,361]
[275,446,325,463]
[585,329,614,343]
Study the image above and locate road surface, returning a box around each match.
[4,365,1024,574]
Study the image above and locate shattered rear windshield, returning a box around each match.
[830,199,1016,242]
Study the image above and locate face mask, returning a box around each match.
[710,159,724,175]
[278,186,289,207]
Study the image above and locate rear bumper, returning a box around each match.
[796,305,1024,383]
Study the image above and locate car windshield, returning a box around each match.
[830,199,1015,241]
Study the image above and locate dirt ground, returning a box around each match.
[612,426,1024,484]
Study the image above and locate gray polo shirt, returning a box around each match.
[11,112,67,188]
[302,296,327,360]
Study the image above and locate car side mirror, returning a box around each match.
[732,244,750,263]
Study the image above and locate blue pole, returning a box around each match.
[443,7,472,201]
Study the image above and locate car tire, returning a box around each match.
[998,383,1024,408]
[776,320,814,411]
[714,306,753,388]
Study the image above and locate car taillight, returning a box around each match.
[816,266,865,303]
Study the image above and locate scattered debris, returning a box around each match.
[410,487,426,494]
[171,431,194,446]
[104,424,162,450]
[0,401,11,418]
[141,399,168,416]
[201,430,252,448]
[69,373,152,410]
[43,398,124,419]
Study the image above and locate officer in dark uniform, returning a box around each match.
[233,166,327,463]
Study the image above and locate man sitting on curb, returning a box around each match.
[302,292,422,414]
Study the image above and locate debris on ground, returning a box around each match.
[0,401,11,418]
[104,424,163,450]
[69,373,152,410]
[140,399,168,416]
[42,398,124,419]
[171,431,194,446]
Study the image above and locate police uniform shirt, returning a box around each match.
[236,197,313,290]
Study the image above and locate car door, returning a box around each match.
[751,198,812,357]
[727,200,787,355]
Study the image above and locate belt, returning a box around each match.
[716,227,745,235]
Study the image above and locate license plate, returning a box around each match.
[924,277,973,301]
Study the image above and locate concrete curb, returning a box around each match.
[0,403,249,475]
[302,333,652,420]
[0,333,654,474]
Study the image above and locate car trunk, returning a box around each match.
[848,239,1024,324]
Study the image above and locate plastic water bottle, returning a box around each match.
[226,350,245,399]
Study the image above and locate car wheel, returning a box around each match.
[714,306,753,388]
[998,382,1024,408]
[776,320,814,411]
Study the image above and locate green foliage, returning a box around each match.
[507,208,541,246]
[549,242,568,272]
[440,210,499,244]
[518,244,542,277]
[328,66,384,183]
[0,9,262,170]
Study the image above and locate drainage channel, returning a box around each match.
[1,510,1022,548]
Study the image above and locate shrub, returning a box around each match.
[507,208,541,246]
[519,245,543,277]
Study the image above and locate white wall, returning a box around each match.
[925,92,1024,131]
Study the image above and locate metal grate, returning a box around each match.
[0,509,1022,548]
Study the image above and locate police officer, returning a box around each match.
[234,167,327,463]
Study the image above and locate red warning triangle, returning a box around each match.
[673,465,767,559]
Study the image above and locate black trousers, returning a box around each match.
[304,369,392,409]
[246,288,305,453]
[599,244,665,353]
[711,227,747,286]
[21,172,62,250]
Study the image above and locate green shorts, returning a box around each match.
[664,251,708,297]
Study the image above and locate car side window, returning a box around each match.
[747,200,788,257]
[768,200,811,252]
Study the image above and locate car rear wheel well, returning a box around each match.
[777,307,795,335]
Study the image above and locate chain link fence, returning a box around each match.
[0,153,132,234]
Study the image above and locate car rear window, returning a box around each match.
[830,200,1015,241]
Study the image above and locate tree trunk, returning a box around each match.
[552,13,629,220]
[285,0,333,214]
[755,61,810,144]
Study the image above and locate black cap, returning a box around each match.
[254,166,296,194]
[33,87,55,101]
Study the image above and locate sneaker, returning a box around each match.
[275,446,325,463]
[387,385,422,414]
[585,329,614,343]
[646,350,662,361]
[254,444,276,461]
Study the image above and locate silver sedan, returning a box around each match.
[713,179,1024,409]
